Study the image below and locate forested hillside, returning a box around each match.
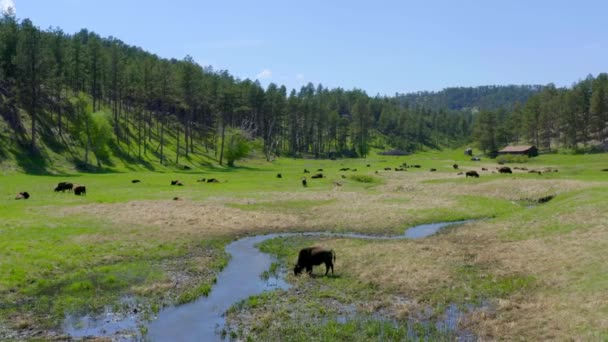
[0,11,477,173]
[0,10,605,173]
[397,85,542,112]
[472,76,608,154]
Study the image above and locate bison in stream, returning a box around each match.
[294,247,335,276]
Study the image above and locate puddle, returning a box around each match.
[62,306,141,341]
[63,220,477,341]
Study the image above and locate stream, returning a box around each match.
[65,220,474,341]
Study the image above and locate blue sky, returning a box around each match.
[5,0,608,95]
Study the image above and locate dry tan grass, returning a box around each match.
[50,172,608,340]
[322,207,608,340]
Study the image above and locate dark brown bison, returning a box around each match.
[54,182,73,192]
[453,164,459,169]
[311,173,323,179]
[302,177,307,187]
[481,167,488,171]
[197,178,207,182]
[276,173,282,178]
[132,180,141,184]
[294,247,335,276]
[340,168,350,171]
[74,185,86,196]
[304,169,310,174]
[498,166,512,174]
[317,168,323,172]
[15,192,30,200]
[466,170,480,178]
[171,180,179,185]
[384,167,392,171]
[207,178,219,183]
[430,168,437,172]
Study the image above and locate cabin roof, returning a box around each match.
[498,145,536,153]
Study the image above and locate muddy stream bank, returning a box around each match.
[65,220,475,341]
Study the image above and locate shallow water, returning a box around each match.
[64,220,474,341]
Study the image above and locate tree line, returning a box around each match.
[0,12,482,167]
[473,75,608,154]
[4,11,599,168]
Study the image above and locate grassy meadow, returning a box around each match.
[0,150,607,340]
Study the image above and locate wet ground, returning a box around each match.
[64,220,476,341]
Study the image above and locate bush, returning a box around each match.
[495,154,529,164]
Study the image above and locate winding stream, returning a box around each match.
[66,220,474,341]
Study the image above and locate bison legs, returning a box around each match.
[324,261,334,275]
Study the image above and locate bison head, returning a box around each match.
[293,264,303,276]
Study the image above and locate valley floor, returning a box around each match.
[0,150,606,340]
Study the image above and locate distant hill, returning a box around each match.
[396,85,543,112]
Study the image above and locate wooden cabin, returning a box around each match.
[498,145,538,157]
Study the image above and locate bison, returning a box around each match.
[54,182,73,192]
[498,166,512,174]
[294,247,335,276]
[277,173,282,178]
[15,192,30,200]
[132,180,141,184]
[302,177,307,187]
[304,169,310,174]
[339,168,350,171]
[207,178,219,183]
[453,164,459,169]
[466,170,480,178]
[171,180,179,185]
[430,168,437,172]
[311,173,323,179]
[74,185,86,196]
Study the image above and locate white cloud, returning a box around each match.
[256,69,272,79]
[0,0,15,13]
[296,73,305,80]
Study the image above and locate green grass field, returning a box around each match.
[1,149,607,340]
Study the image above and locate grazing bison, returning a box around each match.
[413,165,421,168]
[498,166,512,174]
[602,168,608,172]
[207,178,219,183]
[384,167,392,171]
[351,168,357,172]
[453,164,459,169]
[311,173,324,179]
[302,177,307,187]
[471,157,481,161]
[317,168,323,172]
[366,164,371,167]
[304,169,310,174]
[339,168,350,171]
[430,168,437,172]
[294,247,335,276]
[74,186,86,196]
[15,192,30,200]
[54,182,73,192]
[466,170,480,178]
[197,178,207,182]
[132,180,141,184]
[171,180,179,185]
[276,173,282,178]
[481,168,488,171]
